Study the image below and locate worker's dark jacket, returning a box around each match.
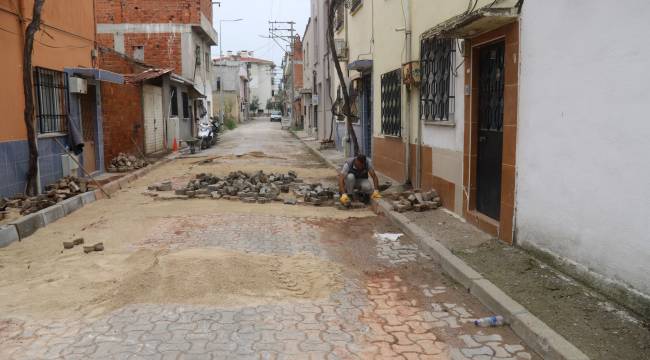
[345,159,369,179]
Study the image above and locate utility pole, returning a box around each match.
[268,21,295,126]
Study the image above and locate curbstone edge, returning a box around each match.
[0,225,19,248]
[39,204,65,225]
[11,212,45,239]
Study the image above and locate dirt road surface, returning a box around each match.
[0,118,538,359]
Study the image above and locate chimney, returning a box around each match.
[239,50,249,57]
[227,50,233,57]
[249,51,254,57]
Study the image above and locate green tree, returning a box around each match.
[250,96,260,113]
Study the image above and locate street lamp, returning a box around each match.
[218,18,243,123]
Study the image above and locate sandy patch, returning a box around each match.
[97,248,342,311]
[0,247,343,321]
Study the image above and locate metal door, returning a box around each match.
[476,42,505,220]
[143,85,164,154]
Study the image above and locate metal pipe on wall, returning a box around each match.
[403,0,412,185]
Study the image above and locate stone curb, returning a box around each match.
[292,131,590,360]
[376,199,590,360]
[3,156,174,246]
[0,225,19,248]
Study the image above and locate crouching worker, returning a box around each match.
[338,154,381,205]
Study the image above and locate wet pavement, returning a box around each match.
[0,118,538,359]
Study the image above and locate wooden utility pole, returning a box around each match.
[23,0,46,196]
[327,0,360,155]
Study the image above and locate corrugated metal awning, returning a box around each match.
[125,68,173,84]
[421,0,520,39]
[65,67,124,84]
[348,59,373,72]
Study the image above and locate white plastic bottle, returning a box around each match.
[474,315,505,327]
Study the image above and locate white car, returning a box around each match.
[270,111,282,122]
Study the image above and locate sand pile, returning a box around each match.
[94,248,343,312]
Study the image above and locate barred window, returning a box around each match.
[349,0,363,13]
[33,67,68,134]
[381,69,401,137]
[420,38,456,122]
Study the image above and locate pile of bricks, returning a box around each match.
[3,176,90,215]
[390,189,442,213]
[294,184,337,206]
[164,170,304,204]
[108,153,148,172]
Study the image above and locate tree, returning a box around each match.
[23,0,46,195]
[327,0,360,155]
[250,96,260,113]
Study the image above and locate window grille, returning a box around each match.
[420,38,456,122]
[381,69,401,137]
[349,0,363,13]
[33,67,68,134]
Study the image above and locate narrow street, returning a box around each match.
[0,118,536,359]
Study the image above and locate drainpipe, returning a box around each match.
[404,0,413,186]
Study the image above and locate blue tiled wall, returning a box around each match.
[0,136,69,197]
[38,136,69,191]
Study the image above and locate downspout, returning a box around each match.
[404,0,413,186]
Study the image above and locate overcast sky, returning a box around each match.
[211,0,310,69]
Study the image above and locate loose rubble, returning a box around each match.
[389,189,442,213]
[150,170,342,207]
[2,176,90,216]
[108,153,148,172]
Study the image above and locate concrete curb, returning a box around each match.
[293,131,590,360]
[0,225,19,248]
[376,199,590,360]
[3,156,174,246]
[289,131,341,170]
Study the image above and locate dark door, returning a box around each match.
[476,41,505,220]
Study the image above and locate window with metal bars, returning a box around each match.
[381,69,401,137]
[33,67,68,134]
[349,0,363,13]
[420,38,456,122]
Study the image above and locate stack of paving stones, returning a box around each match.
[149,170,341,207]
[293,183,337,206]
[390,189,442,213]
[3,176,90,216]
[108,153,148,172]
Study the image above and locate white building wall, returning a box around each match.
[249,63,274,112]
[516,0,650,303]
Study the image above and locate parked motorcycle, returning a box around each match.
[198,118,220,149]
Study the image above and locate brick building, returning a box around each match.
[95,0,218,153]
[0,0,123,197]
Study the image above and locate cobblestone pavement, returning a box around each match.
[0,119,537,359]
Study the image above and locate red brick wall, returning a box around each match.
[293,37,304,89]
[95,0,210,24]
[101,82,144,168]
[123,33,182,74]
[97,47,143,74]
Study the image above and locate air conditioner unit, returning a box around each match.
[334,39,348,60]
[69,77,87,94]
